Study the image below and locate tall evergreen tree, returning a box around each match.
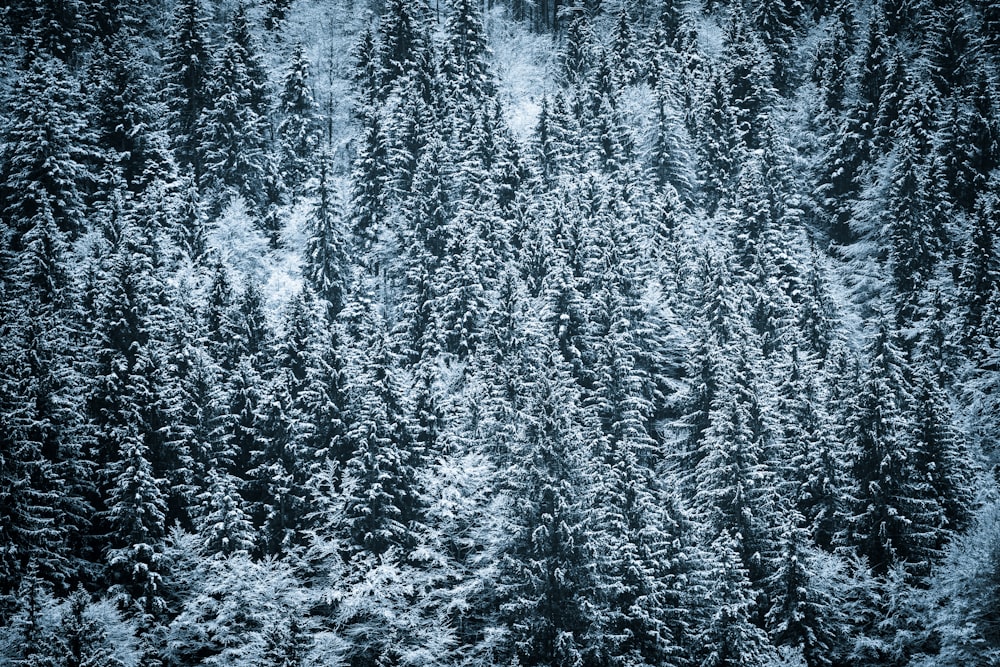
[163,0,212,182]
[343,318,422,555]
[304,155,348,319]
[498,351,599,667]
[277,43,323,196]
[441,0,494,102]
[845,318,943,578]
[1,54,91,249]
[91,28,170,191]
[196,4,274,215]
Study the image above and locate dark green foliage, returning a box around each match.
[499,354,598,667]
[196,4,274,215]
[845,319,944,579]
[1,2,997,666]
[90,29,170,191]
[163,0,212,180]
[2,55,91,247]
[278,43,323,197]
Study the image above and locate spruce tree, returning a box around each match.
[343,317,421,555]
[498,353,598,667]
[845,318,943,578]
[304,155,347,318]
[695,531,774,667]
[91,28,170,191]
[350,110,390,256]
[277,43,323,197]
[196,467,255,557]
[722,6,778,151]
[2,54,91,248]
[197,4,273,215]
[163,0,212,181]
[765,527,843,667]
[441,0,494,102]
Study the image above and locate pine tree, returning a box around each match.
[196,467,255,557]
[499,353,598,667]
[343,318,421,555]
[909,371,974,538]
[85,217,168,615]
[1,54,91,248]
[277,43,323,197]
[378,0,431,95]
[845,318,943,578]
[441,0,494,102]
[695,532,774,667]
[0,294,92,608]
[810,9,852,121]
[960,192,999,352]
[304,155,347,318]
[776,348,844,550]
[693,67,743,214]
[350,110,390,256]
[351,23,380,113]
[91,28,170,191]
[159,338,223,526]
[694,339,778,593]
[752,0,803,91]
[219,355,268,482]
[765,527,843,667]
[263,0,293,31]
[589,297,689,667]
[104,433,167,616]
[817,15,888,241]
[925,0,979,99]
[885,138,942,325]
[561,12,596,86]
[197,4,273,215]
[798,251,837,359]
[722,6,778,151]
[163,0,212,181]
[27,0,93,66]
[298,320,350,477]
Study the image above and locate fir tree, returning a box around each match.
[441,0,494,102]
[498,353,598,667]
[304,155,348,318]
[196,467,255,557]
[1,54,91,248]
[162,0,212,181]
[845,318,943,578]
[343,318,422,555]
[196,4,274,215]
[277,43,323,197]
[765,527,843,667]
[91,28,170,191]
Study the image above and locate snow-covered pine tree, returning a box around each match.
[844,317,943,579]
[497,351,599,667]
[196,4,274,216]
[1,53,91,248]
[277,43,323,197]
[343,315,422,556]
[162,0,212,183]
[90,27,170,191]
[304,155,348,318]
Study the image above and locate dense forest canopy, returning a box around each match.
[1,0,1000,665]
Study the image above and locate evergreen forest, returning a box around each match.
[2,0,1000,665]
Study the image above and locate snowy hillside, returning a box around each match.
[2,0,1000,665]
